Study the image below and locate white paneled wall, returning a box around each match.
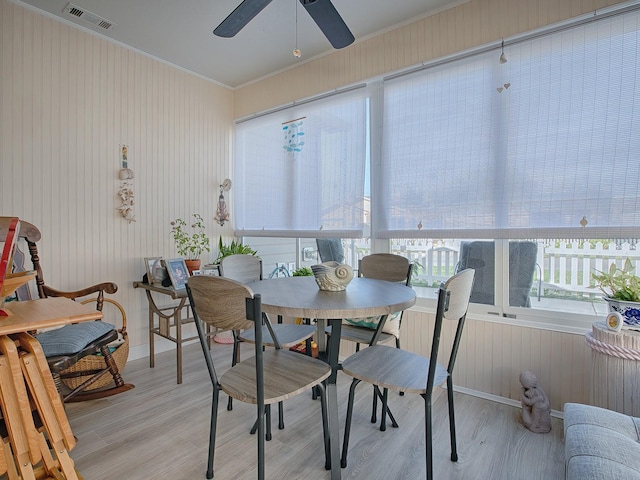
[0,0,234,353]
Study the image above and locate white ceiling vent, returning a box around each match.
[63,3,116,31]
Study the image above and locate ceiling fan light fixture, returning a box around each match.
[300,0,354,49]
[213,0,353,49]
[293,0,301,58]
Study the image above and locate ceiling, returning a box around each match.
[16,0,464,88]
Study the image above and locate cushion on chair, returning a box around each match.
[564,403,640,480]
[344,311,402,338]
[36,321,115,357]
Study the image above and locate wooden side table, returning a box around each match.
[133,281,213,384]
[586,321,640,416]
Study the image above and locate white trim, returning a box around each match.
[451,385,564,419]
[234,83,367,124]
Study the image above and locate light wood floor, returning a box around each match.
[63,342,565,480]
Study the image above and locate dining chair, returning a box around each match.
[219,254,317,431]
[340,268,475,480]
[186,275,331,480]
[325,253,413,430]
[0,217,133,403]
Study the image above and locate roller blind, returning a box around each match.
[377,9,640,239]
[234,89,367,238]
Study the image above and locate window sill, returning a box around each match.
[411,287,597,335]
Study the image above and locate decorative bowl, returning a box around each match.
[311,262,354,292]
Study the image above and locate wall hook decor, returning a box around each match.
[214,178,232,226]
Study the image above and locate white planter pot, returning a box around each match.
[604,297,640,327]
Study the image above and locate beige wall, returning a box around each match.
[234,0,627,118]
[1,0,618,409]
[0,0,235,353]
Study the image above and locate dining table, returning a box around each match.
[248,275,416,480]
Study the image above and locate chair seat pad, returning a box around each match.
[221,349,331,404]
[36,321,115,356]
[239,324,316,348]
[341,345,448,394]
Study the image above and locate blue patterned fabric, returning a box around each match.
[344,311,402,338]
[36,321,114,356]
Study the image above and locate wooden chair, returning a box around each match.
[186,275,331,480]
[219,254,317,431]
[340,268,475,480]
[325,253,413,430]
[1,218,133,402]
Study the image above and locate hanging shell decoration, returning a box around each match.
[311,261,354,291]
[116,145,135,222]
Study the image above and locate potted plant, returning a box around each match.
[292,266,313,276]
[170,214,211,274]
[213,236,257,264]
[592,258,640,326]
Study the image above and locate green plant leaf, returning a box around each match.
[169,214,210,260]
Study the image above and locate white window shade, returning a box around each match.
[377,9,640,240]
[378,53,498,239]
[234,89,367,238]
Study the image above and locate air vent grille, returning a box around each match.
[63,3,116,31]
[68,6,83,17]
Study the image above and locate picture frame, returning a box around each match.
[144,257,164,285]
[164,258,189,291]
[202,264,220,276]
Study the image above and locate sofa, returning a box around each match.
[564,403,640,479]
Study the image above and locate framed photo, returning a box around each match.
[191,270,203,276]
[144,257,164,285]
[164,258,189,291]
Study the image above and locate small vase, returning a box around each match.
[311,261,354,291]
[184,259,201,276]
[605,297,640,327]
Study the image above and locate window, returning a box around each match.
[233,6,640,326]
[377,9,640,241]
[375,8,640,323]
[234,88,368,239]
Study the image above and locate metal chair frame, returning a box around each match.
[340,269,475,480]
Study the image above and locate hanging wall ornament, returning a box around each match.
[282,116,306,158]
[214,178,232,226]
[117,145,136,223]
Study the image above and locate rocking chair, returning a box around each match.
[1,218,134,402]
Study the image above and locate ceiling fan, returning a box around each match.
[214,0,354,49]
